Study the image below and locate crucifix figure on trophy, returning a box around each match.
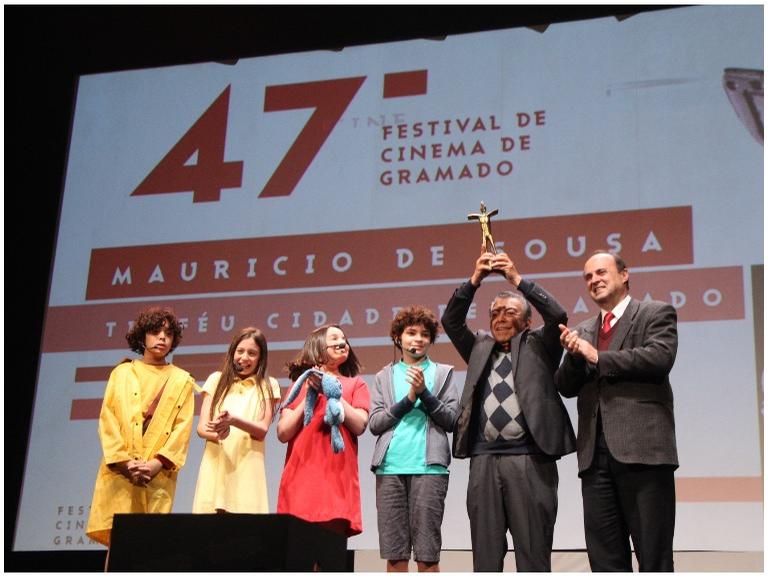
[467,201,500,254]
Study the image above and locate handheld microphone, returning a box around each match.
[233,361,246,373]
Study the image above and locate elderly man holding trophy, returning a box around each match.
[441,203,576,572]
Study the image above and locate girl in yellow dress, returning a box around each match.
[192,327,281,513]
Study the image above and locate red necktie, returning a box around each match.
[601,312,615,335]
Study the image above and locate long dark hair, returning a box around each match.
[286,324,362,381]
[210,327,270,419]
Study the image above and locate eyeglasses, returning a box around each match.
[490,307,518,320]
[326,341,348,351]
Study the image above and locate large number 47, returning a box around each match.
[131,77,366,202]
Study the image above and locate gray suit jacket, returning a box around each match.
[555,298,679,473]
[442,279,576,459]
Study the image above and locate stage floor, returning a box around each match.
[354,550,764,572]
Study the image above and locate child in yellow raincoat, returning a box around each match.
[86,306,196,547]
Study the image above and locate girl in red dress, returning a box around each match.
[276,324,370,537]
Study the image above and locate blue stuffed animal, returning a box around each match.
[280,368,345,453]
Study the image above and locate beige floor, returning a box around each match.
[354,550,764,572]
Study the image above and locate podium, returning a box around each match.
[108,513,350,571]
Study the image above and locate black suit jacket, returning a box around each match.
[442,279,576,459]
[555,298,679,473]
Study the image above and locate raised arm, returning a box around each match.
[442,247,499,362]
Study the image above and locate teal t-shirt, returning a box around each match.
[377,358,448,475]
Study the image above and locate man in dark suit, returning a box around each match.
[442,249,576,572]
[556,251,678,572]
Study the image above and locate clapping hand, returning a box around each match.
[405,365,425,402]
[207,410,232,441]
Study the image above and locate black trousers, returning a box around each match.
[466,453,558,572]
[581,433,676,572]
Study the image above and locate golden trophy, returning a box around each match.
[467,202,499,254]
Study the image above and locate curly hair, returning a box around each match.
[286,324,361,381]
[390,305,439,346]
[125,306,184,355]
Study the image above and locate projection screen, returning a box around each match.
[15,5,763,552]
